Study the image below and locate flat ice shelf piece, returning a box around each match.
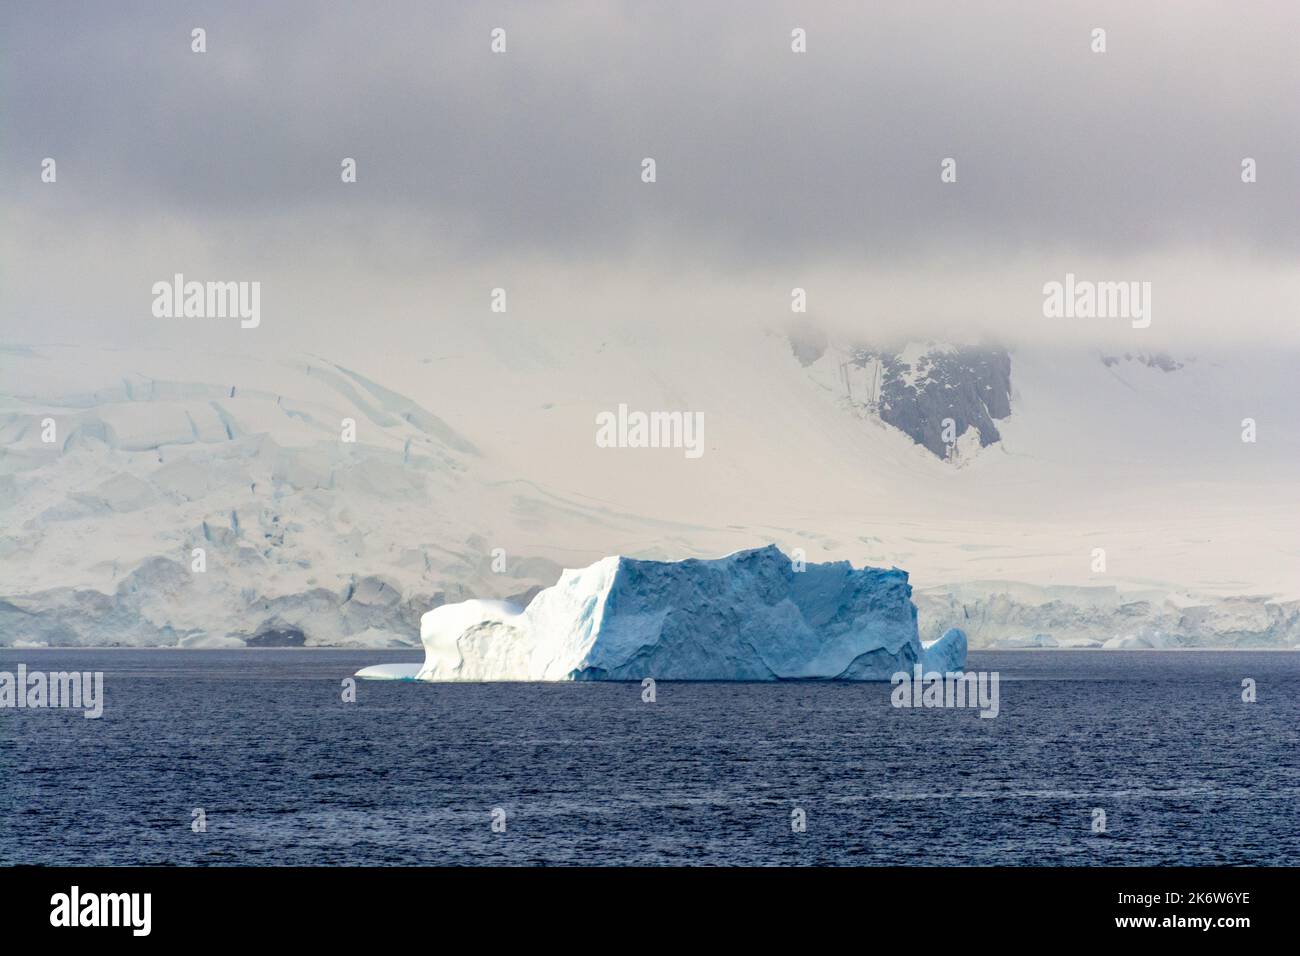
[354,663,423,681]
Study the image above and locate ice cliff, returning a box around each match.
[357,546,967,681]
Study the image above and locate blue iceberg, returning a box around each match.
[358,545,966,681]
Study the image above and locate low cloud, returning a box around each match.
[2,1,1296,350]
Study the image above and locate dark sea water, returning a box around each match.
[1,649,1297,866]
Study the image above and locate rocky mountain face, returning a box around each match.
[789,330,1012,462]
[1101,352,1184,372]
[863,344,1011,460]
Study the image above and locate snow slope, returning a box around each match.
[363,319,1298,598]
[2,327,1296,648]
[0,345,647,645]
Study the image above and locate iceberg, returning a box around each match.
[353,663,423,680]
[358,546,966,681]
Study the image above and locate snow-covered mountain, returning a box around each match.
[0,346,586,646]
[2,329,1296,648]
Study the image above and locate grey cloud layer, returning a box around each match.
[5,0,1298,267]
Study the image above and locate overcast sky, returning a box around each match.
[3,0,1297,352]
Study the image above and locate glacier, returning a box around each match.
[357,546,967,681]
[6,344,1297,651]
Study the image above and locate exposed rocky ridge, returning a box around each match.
[789,331,1012,461]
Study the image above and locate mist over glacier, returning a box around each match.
[2,330,1297,650]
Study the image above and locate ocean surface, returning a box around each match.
[1,649,1297,866]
